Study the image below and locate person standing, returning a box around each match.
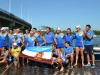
[44,27,56,46]
[8,29,14,50]
[27,31,38,47]
[16,28,23,39]
[32,28,39,38]
[74,25,84,66]
[0,28,7,48]
[84,24,95,68]
[55,27,64,52]
[12,33,24,48]
[36,31,46,46]
[64,28,75,47]
[24,29,30,48]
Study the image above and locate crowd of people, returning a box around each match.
[0,24,95,72]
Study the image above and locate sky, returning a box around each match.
[0,0,100,31]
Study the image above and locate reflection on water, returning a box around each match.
[0,61,99,75]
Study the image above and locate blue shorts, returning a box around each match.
[76,42,84,48]
[8,44,12,49]
[13,58,17,61]
[65,56,70,60]
[57,43,64,49]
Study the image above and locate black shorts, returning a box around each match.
[84,45,94,54]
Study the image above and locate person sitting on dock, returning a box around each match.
[10,43,21,70]
[64,41,74,68]
[52,44,66,72]
[0,46,9,68]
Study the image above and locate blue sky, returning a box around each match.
[0,0,100,31]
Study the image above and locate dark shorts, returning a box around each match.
[84,45,94,54]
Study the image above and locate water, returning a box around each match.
[0,36,100,75]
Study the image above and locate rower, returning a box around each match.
[8,29,14,50]
[55,27,64,52]
[44,27,56,46]
[36,31,46,46]
[24,29,30,48]
[52,44,66,72]
[27,31,38,47]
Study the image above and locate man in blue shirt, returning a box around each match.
[84,24,95,68]
[64,28,75,47]
[44,27,55,46]
[64,41,74,68]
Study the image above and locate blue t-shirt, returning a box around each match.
[24,34,30,47]
[44,32,55,44]
[84,30,94,45]
[0,33,7,47]
[27,36,35,47]
[55,33,64,44]
[36,36,44,46]
[75,32,83,45]
[64,34,75,46]
[64,47,73,54]
[8,34,14,48]
[17,33,22,39]
[13,38,22,46]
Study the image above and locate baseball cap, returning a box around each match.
[13,33,17,36]
[56,27,61,30]
[13,43,17,46]
[1,28,5,31]
[75,25,81,28]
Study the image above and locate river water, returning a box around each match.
[0,36,100,75]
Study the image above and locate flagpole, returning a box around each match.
[28,11,29,23]
[21,4,22,18]
[9,0,11,12]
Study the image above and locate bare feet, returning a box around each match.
[5,65,9,68]
[74,63,77,66]
[60,67,64,72]
[34,66,37,68]
[0,60,4,64]
[82,64,84,66]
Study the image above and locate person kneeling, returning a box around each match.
[0,46,9,68]
[52,44,66,72]
[10,43,21,70]
[64,41,74,68]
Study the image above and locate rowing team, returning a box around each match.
[0,24,95,71]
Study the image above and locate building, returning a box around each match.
[39,26,47,31]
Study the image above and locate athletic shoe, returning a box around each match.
[91,64,95,68]
[84,64,91,66]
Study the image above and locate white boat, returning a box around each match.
[94,35,97,37]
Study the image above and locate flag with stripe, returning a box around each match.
[20,46,52,64]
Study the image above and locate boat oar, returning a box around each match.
[0,62,14,75]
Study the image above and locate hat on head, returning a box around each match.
[1,28,5,31]
[13,43,17,46]
[75,25,81,28]
[56,27,61,30]
[13,33,17,36]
